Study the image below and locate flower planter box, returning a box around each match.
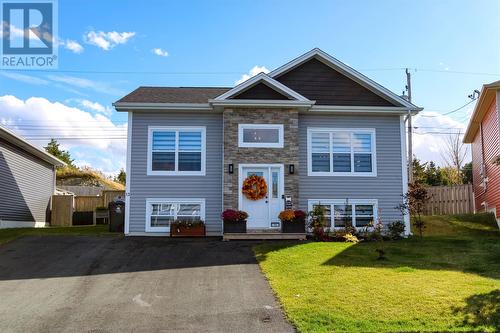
[224,220,247,233]
[281,220,305,233]
[170,223,206,237]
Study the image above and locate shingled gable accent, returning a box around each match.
[270,48,418,109]
[231,82,291,100]
[213,73,311,102]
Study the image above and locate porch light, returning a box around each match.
[288,164,295,174]
[228,164,234,174]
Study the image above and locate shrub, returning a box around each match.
[399,182,430,238]
[343,233,359,243]
[387,221,405,239]
[221,209,248,223]
[308,205,327,241]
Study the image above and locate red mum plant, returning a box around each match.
[294,210,306,222]
[221,209,248,223]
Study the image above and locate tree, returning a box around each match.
[461,162,473,184]
[412,157,427,184]
[44,139,74,167]
[424,161,443,186]
[439,166,461,185]
[115,168,126,185]
[399,183,430,238]
[442,132,468,183]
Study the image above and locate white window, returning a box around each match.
[238,124,284,148]
[307,128,376,176]
[148,126,206,176]
[308,199,378,229]
[145,198,205,232]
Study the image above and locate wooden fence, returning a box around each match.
[423,184,475,215]
[51,190,125,226]
[73,190,125,212]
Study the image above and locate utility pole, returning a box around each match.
[406,68,413,183]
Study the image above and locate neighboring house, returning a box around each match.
[114,48,422,236]
[464,80,500,224]
[0,125,65,228]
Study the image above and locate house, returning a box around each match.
[0,125,65,228]
[463,80,500,224]
[113,48,422,236]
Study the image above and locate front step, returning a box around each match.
[247,228,281,233]
[223,233,307,241]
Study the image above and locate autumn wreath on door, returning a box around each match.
[242,174,268,201]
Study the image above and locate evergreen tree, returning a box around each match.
[115,168,126,185]
[44,139,74,167]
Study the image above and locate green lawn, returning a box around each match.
[254,214,500,332]
[0,225,118,246]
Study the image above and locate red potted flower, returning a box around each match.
[279,209,306,233]
[222,209,248,233]
[170,220,206,237]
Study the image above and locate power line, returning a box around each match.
[2,67,499,76]
[418,99,476,118]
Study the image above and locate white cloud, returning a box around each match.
[60,39,84,54]
[235,65,270,85]
[0,72,49,85]
[47,74,124,96]
[77,99,112,116]
[84,30,135,50]
[412,112,470,165]
[0,95,126,174]
[152,48,169,57]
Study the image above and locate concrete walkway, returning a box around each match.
[0,236,295,333]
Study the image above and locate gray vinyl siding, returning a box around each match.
[298,114,404,224]
[129,112,222,235]
[0,138,54,223]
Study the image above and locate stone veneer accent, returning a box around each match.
[223,108,299,211]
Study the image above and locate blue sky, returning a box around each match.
[1,0,499,175]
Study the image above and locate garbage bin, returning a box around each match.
[108,200,125,232]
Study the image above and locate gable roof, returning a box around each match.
[269,48,420,110]
[114,48,422,113]
[0,125,66,167]
[463,80,500,143]
[214,73,311,102]
[116,87,230,104]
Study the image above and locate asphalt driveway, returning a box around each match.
[0,236,294,333]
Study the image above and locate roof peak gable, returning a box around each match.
[214,73,311,102]
[270,48,420,110]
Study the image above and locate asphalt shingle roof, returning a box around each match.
[115,86,231,104]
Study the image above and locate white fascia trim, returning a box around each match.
[400,115,410,235]
[309,105,421,114]
[210,99,314,107]
[238,124,284,148]
[113,102,212,111]
[147,126,206,176]
[124,112,132,235]
[307,127,377,177]
[145,198,206,233]
[269,48,420,110]
[214,72,311,102]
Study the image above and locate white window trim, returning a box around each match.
[147,126,206,176]
[307,127,377,177]
[145,198,206,233]
[238,124,284,148]
[308,199,378,229]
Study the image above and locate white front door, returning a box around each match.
[240,165,284,229]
